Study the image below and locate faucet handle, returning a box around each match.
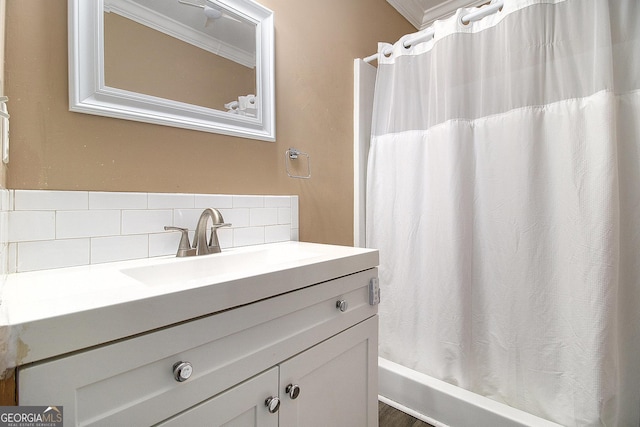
[206,222,232,254]
[164,226,196,257]
[210,223,232,229]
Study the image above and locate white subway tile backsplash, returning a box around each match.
[8,211,56,242]
[291,196,299,228]
[56,210,121,239]
[122,210,173,235]
[89,192,147,210]
[219,209,250,228]
[264,196,291,208]
[14,190,88,211]
[234,227,265,247]
[0,211,8,252]
[148,193,194,209]
[7,243,16,273]
[0,246,8,278]
[91,235,148,264]
[218,227,233,249]
[233,195,264,208]
[195,194,233,209]
[278,207,291,225]
[149,231,185,258]
[17,239,90,272]
[6,191,298,273]
[250,208,278,227]
[173,209,201,229]
[265,225,291,243]
[0,190,10,211]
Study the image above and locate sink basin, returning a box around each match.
[2,240,378,368]
[121,244,321,287]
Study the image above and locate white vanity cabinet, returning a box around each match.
[17,268,379,427]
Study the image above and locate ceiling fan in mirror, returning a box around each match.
[177,0,242,26]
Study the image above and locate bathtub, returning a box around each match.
[378,358,564,427]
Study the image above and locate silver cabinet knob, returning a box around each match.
[265,396,280,413]
[336,300,348,312]
[286,384,301,399]
[172,361,193,382]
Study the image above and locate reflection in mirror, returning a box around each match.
[68,0,275,141]
[103,0,256,113]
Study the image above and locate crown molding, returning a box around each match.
[420,0,488,28]
[388,0,490,30]
[386,0,426,30]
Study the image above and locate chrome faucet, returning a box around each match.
[193,208,231,255]
[165,208,231,257]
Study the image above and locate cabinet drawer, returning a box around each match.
[18,269,378,426]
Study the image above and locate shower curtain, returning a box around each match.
[366,1,640,426]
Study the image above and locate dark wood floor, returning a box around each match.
[379,402,435,427]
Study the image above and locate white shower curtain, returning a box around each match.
[366,1,640,426]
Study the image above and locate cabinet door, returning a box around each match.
[157,367,279,427]
[279,316,378,427]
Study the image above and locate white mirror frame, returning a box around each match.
[68,0,275,142]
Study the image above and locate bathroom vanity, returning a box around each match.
[0,242,379,426]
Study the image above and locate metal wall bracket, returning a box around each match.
[369,277,380,305]
[285,148,311,179]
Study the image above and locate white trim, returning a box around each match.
[386,0,425,30]
[68,0,275,141]
[353,59,377,248]
[420,0,488,28]
[387,0,489,30]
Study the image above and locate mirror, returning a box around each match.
[68,0,275,141]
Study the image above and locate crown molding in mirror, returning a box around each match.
[68,0,275,141]
[104,0,255,68]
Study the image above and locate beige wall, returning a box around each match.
[5,0,413,245]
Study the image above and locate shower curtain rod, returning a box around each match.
[363,0,504,63]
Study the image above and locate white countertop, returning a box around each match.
[0,241,378,374]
